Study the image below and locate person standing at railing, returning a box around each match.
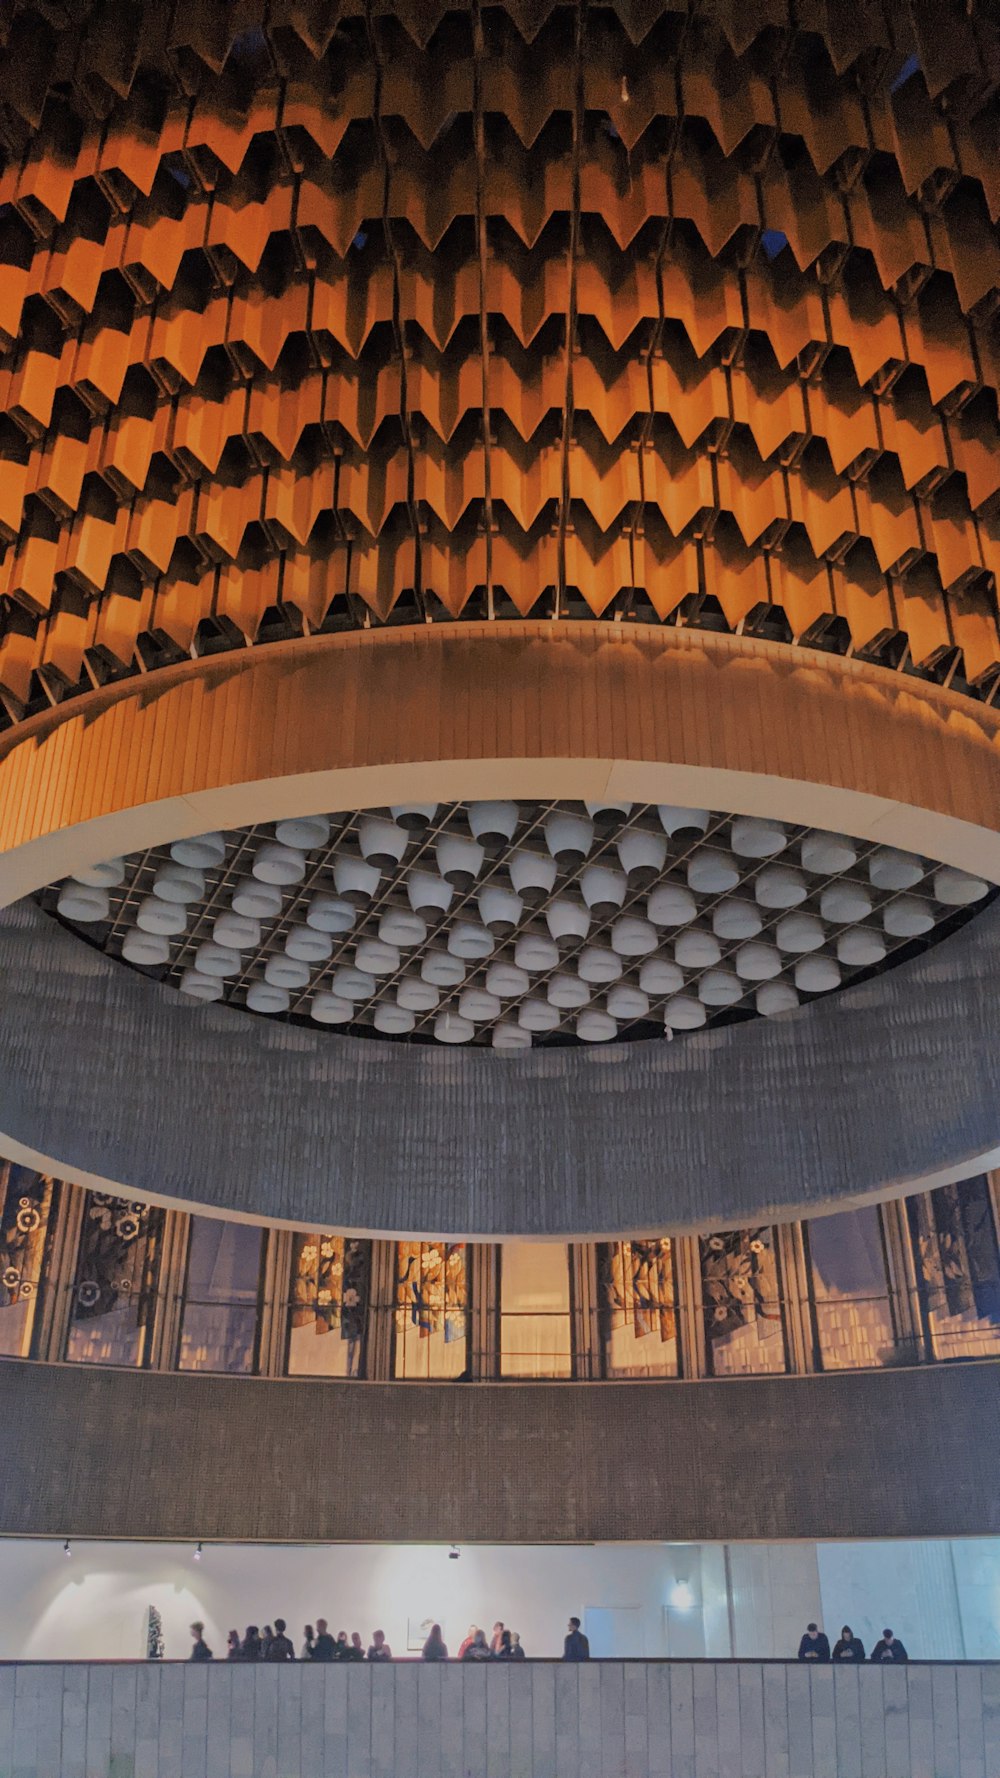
[422,1624,448,1661]
[563,1617,590,1661]
[797,1623,830,1662]
[832,1626,866,1662]
[189,1622,213,1662]
[265,1618,295,1661]
[870,1628,908,1663]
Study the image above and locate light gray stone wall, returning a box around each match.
[0,1659,998,1778]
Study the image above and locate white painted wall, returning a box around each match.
[0,1541,724,1664]
[0,1537,994,1665]
[726,1544,823,1658]
[815,1540,964,1659]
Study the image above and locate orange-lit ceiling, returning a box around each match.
[0,0,997,724]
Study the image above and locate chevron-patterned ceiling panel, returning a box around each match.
[0,0,997,723]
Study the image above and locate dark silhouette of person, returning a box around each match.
[870,1629,908,1663]
[266,1618,295,1661]
[832,1626,866,1662]
[797,1624,830,1662]
[490,1621,505,1655]
[347,1632,365,1662]
[189,1622,212,1662]
[301,1625,315,1661]
[508,1631,526,1660]
[496,1630,513,1659]
[312,1620,335,1662]
[367,1630,392,1661]
[422,1624,448,1661]
[462,1630,492,1661]
[457,1625,478,1660]
[334,1631,350,1661]
[261,1626,273,1659]
[240,1626,261,1661]
[563,1618,590,1661]
[226,1631,241,1661]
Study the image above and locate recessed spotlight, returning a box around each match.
[63,1539,71,1557]
[194,1541,203,1561]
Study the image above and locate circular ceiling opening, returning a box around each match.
[37,800,990,1050]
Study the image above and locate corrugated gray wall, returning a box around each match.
[1,1360,998,1543]
[2,893,1000,1236]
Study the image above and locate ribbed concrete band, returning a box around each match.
[1,624,999,1235]
[2,1361,997,1543]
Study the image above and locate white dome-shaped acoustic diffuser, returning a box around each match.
[508,850,557,906]
[70,857,125,889]
[795,955,841,994]
[275,815,329,852]
[170,832,226,869]
[397,979,440,1013]
[51,797,981,1051]
[310,993,354,1024]
[664,995,707,1030]
[390,804,438,830]
[731,816,786,858]
[306,894,355,933]
[468,801,518,851]
[252,845,304,887]
[616,828,667,885]
[658,806,710,839]
[359,816,407,870]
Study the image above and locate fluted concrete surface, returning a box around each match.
[2,1361,999,1545]
[1,883,1000,1234]
[1,1658,999,1778]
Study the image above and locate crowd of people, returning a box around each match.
[798,1623,910,1663]
[188,1616,592,1663]
[187,1615,911,1665]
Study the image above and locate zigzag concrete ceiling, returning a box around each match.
[0,0,997,725]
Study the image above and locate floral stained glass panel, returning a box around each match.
[394,1242,468,1378]
[66,1192,163,1367]
[288,1233,370,1376]
[907,1179,1000,1360]
[701,1228,786,1376]
[0,1166,54,1357]
[600,1240,678,1376]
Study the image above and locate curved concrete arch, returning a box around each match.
[1,622,999,1235]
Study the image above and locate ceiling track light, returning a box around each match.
[63,1539,71,1557]
[194,1541,203,1560]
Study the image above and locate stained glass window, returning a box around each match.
[807,1206,897,1370]
[287,1233,370,1376]
[701,1228,787,1376]
[599,1239,679,1376]
[0,1166,55,1358]
[65,1192,163,1367]
[907,1179,1000,1360]
[394,1241,469,1378]
[178,1217,264,1373]
[500,1243,572,1378]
